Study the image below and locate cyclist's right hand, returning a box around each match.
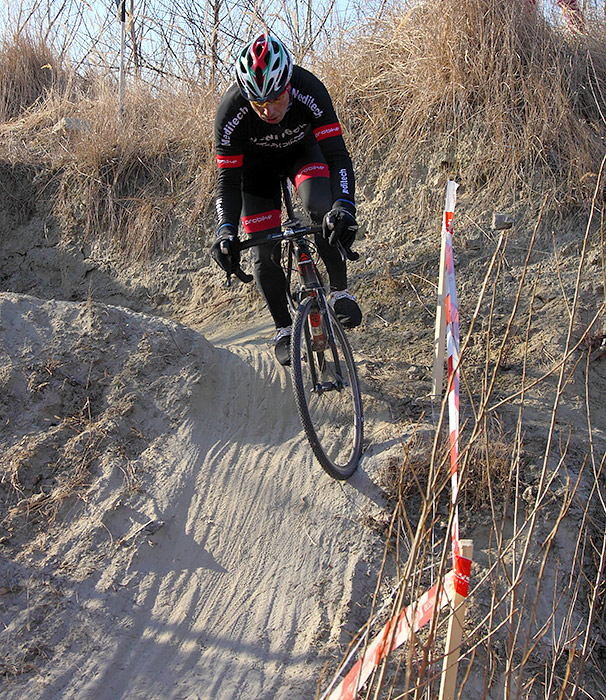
[210,227,240,273]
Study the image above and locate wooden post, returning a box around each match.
[438,540,474,700]
[431,233,448,398]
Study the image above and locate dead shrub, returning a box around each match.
[321,0,606,218]
[0,30,63,121]
[51,79,217,257]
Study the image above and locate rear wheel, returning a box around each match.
[291,295,363,479]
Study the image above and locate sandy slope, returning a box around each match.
[4,180,606,698]
[0,290,394,700]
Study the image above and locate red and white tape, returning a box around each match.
[443,181,471,594]
[443,181,462,568]
[322,181,469,700]
[326,573,458,700]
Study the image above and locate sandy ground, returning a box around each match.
[2,192,606,698]
[0,223,402,699]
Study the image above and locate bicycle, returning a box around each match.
[228,177,364,480]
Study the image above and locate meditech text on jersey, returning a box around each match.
[290,87,323,119]
[216,197,226,222]
[220,106,249,146]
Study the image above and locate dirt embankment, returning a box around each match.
[2,159,606,698]
[0,161,402,699]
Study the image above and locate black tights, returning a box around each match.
[241,152,347,329]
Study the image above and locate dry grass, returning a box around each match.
[1,45,217,257]
[0,29,62,121]
[50,81,217,258]
[322,0,606,222]
[318,187,606,698]
[6,420,106,524]
[2,0,606,258]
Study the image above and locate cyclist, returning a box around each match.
[211,32,362,366]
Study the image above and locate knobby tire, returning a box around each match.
[291,296,363,479]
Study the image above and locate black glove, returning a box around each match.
[210,227,240,273]
[322,201,358,249]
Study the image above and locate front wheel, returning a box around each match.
[291,296,363,479]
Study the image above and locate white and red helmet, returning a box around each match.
[235,34,293,102]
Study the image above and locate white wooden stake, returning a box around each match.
[438,539,474,700]
[432,225,448,398]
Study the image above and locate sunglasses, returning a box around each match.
[250,86,290,109]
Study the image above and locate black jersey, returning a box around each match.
[214,66,355,230]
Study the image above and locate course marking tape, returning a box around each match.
[327,572,458,700]
[322,181,469,700]
[443,181,461,570]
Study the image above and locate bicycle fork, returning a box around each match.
[292,239,348,394]
[307,295,348,395]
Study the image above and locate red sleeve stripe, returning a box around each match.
[217,153,243,168]
[241,209,281,234]
[294,162,329,189]
[313,122,342,141]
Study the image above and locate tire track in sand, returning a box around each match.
[2,303,386,700]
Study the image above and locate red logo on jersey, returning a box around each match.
[314,123,342,141]
[241,209,281,233]
[294,162,329,189]
[217,154,243,168]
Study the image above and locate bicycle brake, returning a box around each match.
[337,242,360,262]
[229,266,254,285]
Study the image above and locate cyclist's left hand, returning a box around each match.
[322,202,358,249]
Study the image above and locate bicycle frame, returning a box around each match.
[229,177,363,478]
[289,240,346,394]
